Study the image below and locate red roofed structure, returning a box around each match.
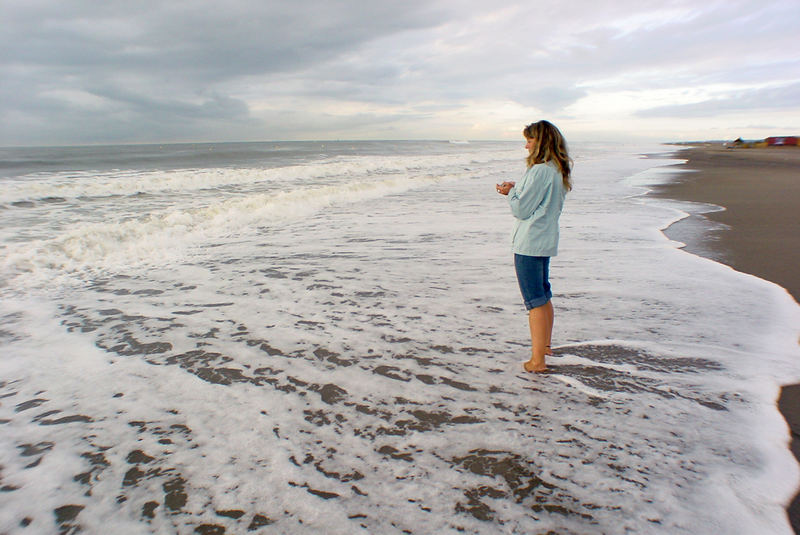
[766,136,799,146]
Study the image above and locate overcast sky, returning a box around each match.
[1,0,798,145]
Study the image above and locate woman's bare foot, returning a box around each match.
[545,345,553,356]
[523,360,547,373]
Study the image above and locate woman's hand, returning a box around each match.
[496,181,515,195]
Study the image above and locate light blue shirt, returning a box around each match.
[507,161,566,257]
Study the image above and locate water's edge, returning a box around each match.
[641,148,800,532]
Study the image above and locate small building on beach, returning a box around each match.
[728,136,800,148]
[766,136,799,146]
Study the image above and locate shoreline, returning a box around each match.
[649,143,800,532]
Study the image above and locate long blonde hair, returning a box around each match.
[524,120,572,192]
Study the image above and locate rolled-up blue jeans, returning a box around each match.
[514,254,552,310]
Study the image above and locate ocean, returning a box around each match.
[1,140,798,534]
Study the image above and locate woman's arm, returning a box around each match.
[507,166,547,220]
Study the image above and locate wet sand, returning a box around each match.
[650,143,800,532]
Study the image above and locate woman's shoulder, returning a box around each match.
[539,160,560,170]
[528,161,560,176]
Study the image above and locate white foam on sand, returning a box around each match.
[1,141,798,534]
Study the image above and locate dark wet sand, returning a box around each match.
[650,144,800,532]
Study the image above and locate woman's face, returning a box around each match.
[525,136,536,154]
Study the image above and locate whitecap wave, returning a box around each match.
[1,171,462,279]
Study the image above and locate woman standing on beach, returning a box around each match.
[496,120,572,373]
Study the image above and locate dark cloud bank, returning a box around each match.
[1,0,797,145]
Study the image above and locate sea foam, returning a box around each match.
[0,141,798,534]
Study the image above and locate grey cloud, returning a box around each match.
[2,0,449,80]
[0,0,454,144]
[2,0,798,145]
[512,87,588,113]
[294,1,797,107]
[636,82,800,118]
[534,2,800,90]
[86,86,251,121]
[1,81,254,146]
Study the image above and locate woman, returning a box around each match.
[496,120,572,373]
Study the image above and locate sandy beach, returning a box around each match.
[651,144,800,532]
[653,144,800,302]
